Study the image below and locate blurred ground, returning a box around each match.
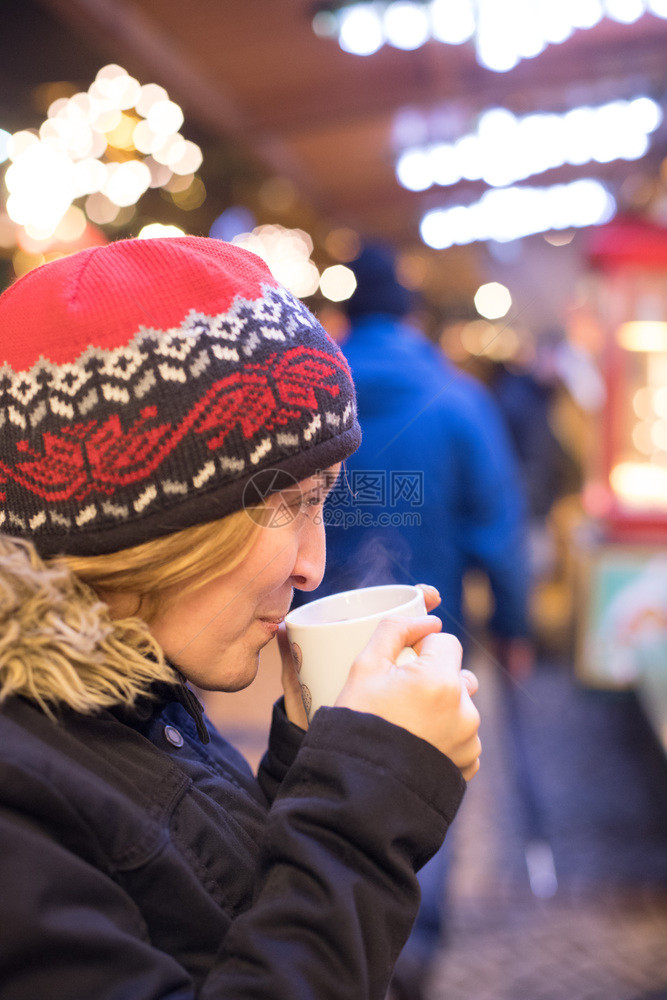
[204,641,667,1000]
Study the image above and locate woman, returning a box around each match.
[0,237,480,999]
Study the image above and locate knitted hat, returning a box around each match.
[0,237,361,557]
[345,243,413,319]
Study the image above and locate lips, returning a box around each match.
[257,616,284,639]
[257,614,286,625]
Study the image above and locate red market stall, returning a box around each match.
[574,216,667,750]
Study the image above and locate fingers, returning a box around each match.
[460,732,482,781]
[417,641,481,780]
[460,756,481,782]
[277,623,308,730]
[276,622,292,665]
[461,668,479,696]
[355,614,443,669]
[448,696,482,781]
[340,612,483,782]
[416,629,462,670]
[417,583,441,614]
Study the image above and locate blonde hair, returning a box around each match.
[63,507,264,621]
[0,508,264,716]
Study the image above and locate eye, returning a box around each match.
[302,493,325,510]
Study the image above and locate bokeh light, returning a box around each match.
[319,264,357,301]
[474,281,512,319]
[138,222,186,239]
[232,224,321,298]
[318,0,667,71]
[324,227,361,262]
[420,178,616,248]
[210,206,257,242]
[0,63,203,265]
[0,128,13,164]
[396,96,662,193]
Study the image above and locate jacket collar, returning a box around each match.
[113,668,210,744]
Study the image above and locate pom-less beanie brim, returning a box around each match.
[0,237,361,556]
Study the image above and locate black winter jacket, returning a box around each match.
[0,682,465,999]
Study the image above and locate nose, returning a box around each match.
[290,513,326,592]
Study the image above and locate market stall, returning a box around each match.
[575,217,667,750]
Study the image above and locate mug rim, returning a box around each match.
[285,583,422,628]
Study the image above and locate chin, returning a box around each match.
[192,653,261,693]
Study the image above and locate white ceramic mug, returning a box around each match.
[284,583,427,721]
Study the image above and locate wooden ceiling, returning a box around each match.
[5,0,667,320]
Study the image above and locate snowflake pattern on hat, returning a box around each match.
[0,239,360,555]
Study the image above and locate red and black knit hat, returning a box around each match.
[0,236,361,556]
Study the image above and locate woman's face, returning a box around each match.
[147,465,341,692]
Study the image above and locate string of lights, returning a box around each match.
[312,0,667,72]
[419,177,616,248]
[396,96,663,192]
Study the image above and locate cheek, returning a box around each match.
[150,585,234,649]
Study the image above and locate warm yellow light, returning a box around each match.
[7,130,39,160]
[5,142,75,232]
[0,64,203,258]
[617,321,667,352]
[324,227,361,262]
[232,224,319,299]
[258,176,297,212]
[164,172,194,193]
[135,83,169,118]
[73,157,107,197]
[610,461,667,510]
[0,214,18,249]
[21,223,56,244]
[170,140,203,176]
[13,249,46,277]
[144,156,172,189]
[137,223,186,239]
[104,160,151,207]
[460,319,496,355]
[655,386,667,419]
[147,100,184,136]
[90,67,140,111]
[132,120,156,155]
[396,250,428,290]
[474,281,512,320]
[543,229,575,246]
[54,206,88,242]
[632,387,654,419]
[287,260,320,298]
[85,192,121,225]
[170,177,206,210]
[459,319,518,360]
[319,265,357,302]
[152,134,185,167]
[651,420,667,451]
[105,113,138,150]
[632,421,654,456]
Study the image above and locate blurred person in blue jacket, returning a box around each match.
[298,243,533,1000]
[303,243,532,671]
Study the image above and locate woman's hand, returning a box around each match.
[277,582,481,777]
[417,582,441,616]
[334,598,481,780]
[416,583,479,701]
[277,624,309,730]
